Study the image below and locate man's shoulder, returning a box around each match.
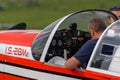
[84,38,98,46]
[87,38,98,43]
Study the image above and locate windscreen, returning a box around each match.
[31,19,62,60]
[31,9,118,61]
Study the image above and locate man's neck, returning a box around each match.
[92,33,102,39]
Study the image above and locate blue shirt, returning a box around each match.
[74,38,98,68]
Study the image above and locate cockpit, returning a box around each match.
[46,23,91,62]
[31,9,118,68]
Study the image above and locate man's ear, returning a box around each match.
[90,29,96,39]
[90,29,94,36]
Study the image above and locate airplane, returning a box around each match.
[0,9,120,80]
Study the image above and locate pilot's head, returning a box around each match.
[88,17,106,39]
[108,6,120,24]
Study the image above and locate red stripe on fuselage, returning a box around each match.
[3,54,85,78]
[84,70,120,80]
[0,53,2,62]
[1,54,120,80]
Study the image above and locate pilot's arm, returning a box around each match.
[64,39,97,70]
[64,56,81,69]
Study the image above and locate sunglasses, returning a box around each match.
[109,6,120,11]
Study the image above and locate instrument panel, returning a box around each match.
[46,23,91,62]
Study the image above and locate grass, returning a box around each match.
[0,0,120,29]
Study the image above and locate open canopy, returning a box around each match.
[31,9,118,61]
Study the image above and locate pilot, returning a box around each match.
[64,17,106,69]
[108,6,120,24]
